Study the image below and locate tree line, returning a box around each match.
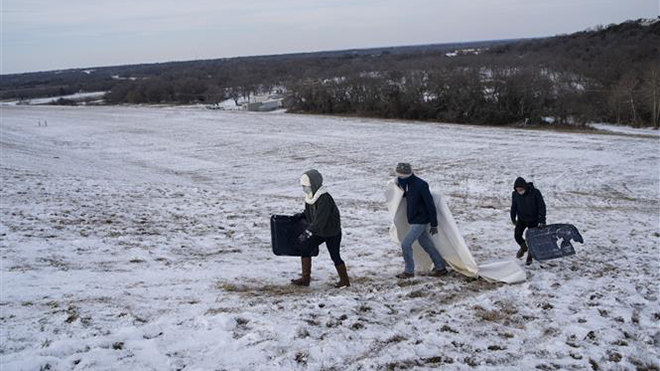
[284,19,659,127]
[1,19,658,127]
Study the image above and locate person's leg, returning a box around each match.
[417,228,447,272]
[514,220,527,246]
[514,220,528,259]
[326,233,344,267]
[291,235,323,286]
[400,224,425,275]
[326,233,349,287]
[290,257,312,286]
[524,221,535,265]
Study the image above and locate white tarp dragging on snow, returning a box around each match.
[385,180,526,284]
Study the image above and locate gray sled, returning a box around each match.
[525,224,583,261]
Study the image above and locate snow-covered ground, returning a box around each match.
[1,92,107,106]
[1,105,658,370]
[590,123,660,138]
[210,94,284,111]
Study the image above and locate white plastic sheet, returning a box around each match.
[385,180,526,284]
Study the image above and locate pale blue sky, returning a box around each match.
[1,0,657,74]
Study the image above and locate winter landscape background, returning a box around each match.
[1,105,658,370]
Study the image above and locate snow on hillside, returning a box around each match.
[591,123,660,138]
[1,92,107,106]
[1,106,658,370]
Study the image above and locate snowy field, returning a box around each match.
[590,124,660,139]
[1,92,107,106]
[1,105,658,370]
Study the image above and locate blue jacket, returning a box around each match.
[398,175,438,227]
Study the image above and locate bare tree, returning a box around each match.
[640,67,660,128]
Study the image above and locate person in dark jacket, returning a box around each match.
[395,163,448,278]
[511,177,547,265]
[291,169,349,288]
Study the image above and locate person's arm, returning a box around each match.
[293,212,306,220]
[421,183,438,227]
[307,196,332,235]
[536,190,547,225]
[510,193,517,225]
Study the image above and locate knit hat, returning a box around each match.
[395,163,412,176]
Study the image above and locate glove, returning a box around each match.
[512,219,517,226]
[292,213,305,221]
[537,223,546,229]
[298,230,312,244]
[429,227,438,236]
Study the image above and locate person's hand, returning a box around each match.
[537,223,546,229]
[429,227,438,236]
[512,219,517,226]
[298,230,312,244]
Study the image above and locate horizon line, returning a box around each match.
[1,36,543,77]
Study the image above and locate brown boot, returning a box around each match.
[334,264,350,288]
[516,242,528,259]
[291,257,312,286]
[526,252,533,266]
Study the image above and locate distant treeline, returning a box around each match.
[1,19,658,127]
[285,19,660,127]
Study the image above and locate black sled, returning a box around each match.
[525,223,583,261]
[270,215,319,257]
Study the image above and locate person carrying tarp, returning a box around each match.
[511,177,547,266]
[394,163,448,279]
[291,169,350,288]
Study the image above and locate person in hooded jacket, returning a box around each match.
[394,163,448,278]
[291,169,350,288]
[511,177,547,265]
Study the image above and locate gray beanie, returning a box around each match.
[395,163,412,175]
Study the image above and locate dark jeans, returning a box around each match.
[514,219,537,246]
[300,232,344,266]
